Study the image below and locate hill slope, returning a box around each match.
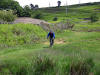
[39,3,100,23]
[0,3,100,75]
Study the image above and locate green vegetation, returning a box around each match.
[90,13,99,22]
[0,31,100,74]
[0,2,100,75]
[0,24,46,47]
[33,11,43,19]
[0,10,16,23]
[0,0,39,17]
[0,0,14,9]
[0,0,23,17]
[38,4,100,23]
[53,17,58,21]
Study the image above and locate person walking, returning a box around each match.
[47,30,55,47]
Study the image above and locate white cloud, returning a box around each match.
[15,0,100,7]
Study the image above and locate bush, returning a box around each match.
[90,13,99,22]
[53,17,58,21]
[0,10,16,23]
[34,13,43,19]
[33,11,43,19]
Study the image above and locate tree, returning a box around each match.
[24,5,31,11]
[35,5,39,9]
[9,1,24,17]
[0,0,24,17]
[30,4,35,10]
[0,0,13,9]
[23,5,31,17]
[57,1,61,7]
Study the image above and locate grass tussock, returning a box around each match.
[70,58,94,75]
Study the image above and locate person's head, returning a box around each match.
[50,30,53,33]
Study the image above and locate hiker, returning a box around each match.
[47,30,55,47]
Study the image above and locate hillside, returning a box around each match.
[0,3,100,75]
[39,3,100,23]
[39,4,100,32]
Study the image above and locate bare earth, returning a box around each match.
[44,39,67,45]
[14,17,49,25]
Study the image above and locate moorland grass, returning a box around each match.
[0,23,46,47]
[0,4,100,75]
[0,31,100,74]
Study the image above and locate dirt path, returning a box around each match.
[43,39,67,45]
[14,17,49,25]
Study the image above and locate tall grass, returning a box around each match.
[0,24,46,48]
[0,56,95,75]
[70,58,94,75]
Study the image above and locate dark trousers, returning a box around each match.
[50,38,54,47]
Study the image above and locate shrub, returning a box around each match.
[0,10,16,23]
[34,13,43,19]
[90,13,99,23]
[33,11,43,19]
[23,5,31,17]
[53,17,58,21]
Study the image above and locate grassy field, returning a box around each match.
[0,3,100,75]
[39,4,100,23]
[0,31,100,75]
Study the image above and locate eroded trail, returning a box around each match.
[43,38,67,45]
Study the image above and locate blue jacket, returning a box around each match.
[47,32,55,39]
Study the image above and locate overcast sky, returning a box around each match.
[15,0,100,8]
